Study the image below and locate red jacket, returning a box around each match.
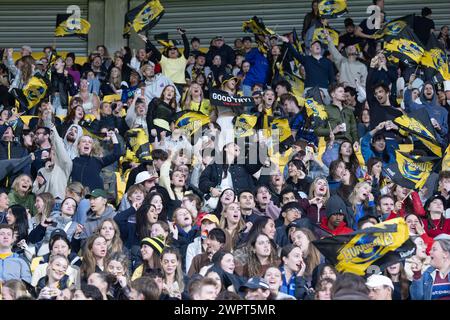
[422,217,450,239]
[320,217,354,236]
[420,232,434,255]
[386,191,426,220]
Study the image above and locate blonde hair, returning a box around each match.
[182,82,204,111]
[219,203,245,252]
[308,177,330,202]
[349,181,372,210]
[11,174,32,195]
[2,279,32,300]
[35,192,55,223]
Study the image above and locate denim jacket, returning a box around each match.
[410,266,448,300]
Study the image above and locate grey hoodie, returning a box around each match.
[63,124,83,160]
[404,83,448,144]
[32,125,73,200]
[79,205,117,240]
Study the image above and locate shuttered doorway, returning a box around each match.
[0,0,88,56]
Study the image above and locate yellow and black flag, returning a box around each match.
[174,111,210,142]
[383,26,424,66]
[55,14,90,39]
[13,76,49,111]
[292,27,303,55]
[442,144,450,171]
[304,97,328,120]
[373,14,415,41]
[271,117,294,153]
[312,218,416,276]
[313,27,339,46]
[233,114,258,138]
[318,0,348,19]
[384,151,436,190]
[393,108,442,157]
[123,0,165,38]
[242,16,275,36]
[421,33,450,82]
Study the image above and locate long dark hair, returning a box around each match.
[383,263,410,300]
[213,188,236,218]
[136,202,156,241]
[145,191,167,221]
[239,216,275,248]
[8,205,29,244]
[338,140,360,176]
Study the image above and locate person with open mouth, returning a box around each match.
[348,181,376,230]
[35,254,71,299]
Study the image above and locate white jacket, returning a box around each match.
[135,74,181,104]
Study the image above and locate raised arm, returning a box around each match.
[99,131,122,167]
[138,34,162,62]
[278,35,306,65]
[178,28,190,59]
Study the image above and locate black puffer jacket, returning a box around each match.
[199,162,262,195]
[50,71,76,107]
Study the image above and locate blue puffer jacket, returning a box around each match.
[243,48,269,88]
[410,266,440,300]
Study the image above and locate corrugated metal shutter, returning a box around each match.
[0,0,88,56]
[130,0,450,47]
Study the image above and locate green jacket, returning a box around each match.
[314,104,358,142]
[8,190,36,216]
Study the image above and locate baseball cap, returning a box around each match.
[344,18,355,27]
[221,73,239,85]
[239,277,270,292]
[50,228,68,241]
[135,171,158,185]
[424,193,447,211]
[213,35,224,41]
[366,275,394,290]
[201,214,220,226]
[86,189,108,199]
[434,234,450,241]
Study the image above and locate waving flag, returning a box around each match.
[373,14,415,41]
[421,33,450,82]
[312,218,416,276]
[14,76,49,110]
[384,151,436,190]
[304,98,328,120]
[242,16,275,36]
[313,27,339,46]
[318,0,348,19]
[384,26,424,66]
[393,108,442,157]
[55,14,90,39]
[123,0,165,38]
[234,114,258,138]
[442,144,450,171]
[175,111,210,137]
